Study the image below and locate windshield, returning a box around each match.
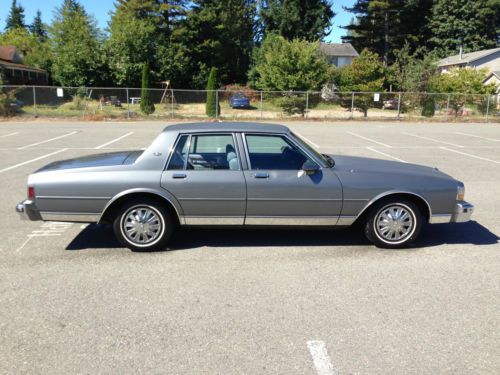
[291,132,335,167]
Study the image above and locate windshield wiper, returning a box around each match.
[322,153,335,167]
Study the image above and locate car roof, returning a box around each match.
[163,122,291,134]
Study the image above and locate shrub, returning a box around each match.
[275,94,307,116]
[140,62,155,115]
[421,95,436,117]
[0,88,20,117]
[206,67,220,117]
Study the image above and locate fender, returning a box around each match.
[98,187,185,224]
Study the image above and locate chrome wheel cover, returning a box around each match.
[120,205,164,246]
[374,204,415,243]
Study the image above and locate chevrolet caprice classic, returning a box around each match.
[16,123,474,251]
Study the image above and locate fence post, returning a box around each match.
[445,93,451,121]
[171,89,174,118]
[305,91,309,119]
[32,86,38,117]
[215,90,219,119]
[396,92,402,120]
[260,91,263,120]
[126,88,130,119]
[350,92,355,119]
[485,94,491,123]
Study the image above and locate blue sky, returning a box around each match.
[0,0,355,43]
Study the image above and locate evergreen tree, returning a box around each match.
[429,0,498,56]
[181,0,256,88]
[50,0,105,86]
[205,67,219,117]
[5,0,26,31]
[342,0,433,64]
[30,10,47,42]
[108,0,188,87]
[140,61,155,115]
[260,0,335,41]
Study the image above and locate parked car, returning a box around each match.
[17,122,473,251]
[229,93,250,108]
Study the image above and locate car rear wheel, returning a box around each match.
[364,200,422,248]
[113,199,174,251]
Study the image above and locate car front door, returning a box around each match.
[242,133,343,225]
[161,133,246,225]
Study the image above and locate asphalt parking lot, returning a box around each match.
[0,120,499,374]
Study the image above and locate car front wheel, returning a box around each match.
[364,200,422,248]
[113,199,174,251]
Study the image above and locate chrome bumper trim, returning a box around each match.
[244,216,338,226]
[40,212,100,223]
[16,200,42,221]
[451,201,474,223]
[429,214,452,224]
[183,216,244,225]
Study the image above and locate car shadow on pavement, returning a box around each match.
[65,220,498,251]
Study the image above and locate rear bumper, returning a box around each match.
[451,201,474,223]
[16,200,42,221]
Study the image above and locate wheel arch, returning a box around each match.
[354,191,431,225]
[99,189,183,225]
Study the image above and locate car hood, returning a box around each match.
[35,150,143,173]
[330,154,453,179]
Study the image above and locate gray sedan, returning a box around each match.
[16,122,474,251]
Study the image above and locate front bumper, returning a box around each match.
[450,201,474,223]
[16,200,42,221]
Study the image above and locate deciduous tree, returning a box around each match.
[252,34,332,91]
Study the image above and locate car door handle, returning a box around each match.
[254,172,269,179]
[172,173,187,179]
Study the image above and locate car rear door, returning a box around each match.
[161,133,246,224]
[242,133,342,225]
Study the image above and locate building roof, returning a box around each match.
[483,70,500,82]
[319,42,359,57]
[0,45,47,73]
[0,59,47,73]
[163,122,291,134]
[438,47,500,67]
[0,45,21,63]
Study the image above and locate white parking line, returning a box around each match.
[18,131,78,150]
[401,132,464,148]
[346,131,392,148]
[95,132,134,149]
[0,132,19,138]
[0,148,67,173]
[454,132,500,142]
[307,340,335,375]
[295,132,320,148]
[366,146,407,163]
[440,147,500,164]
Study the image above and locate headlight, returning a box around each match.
[457,185,465,201]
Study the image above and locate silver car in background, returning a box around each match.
[16,122,474,251]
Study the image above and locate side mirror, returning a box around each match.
[302,161,320,175]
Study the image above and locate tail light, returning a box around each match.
[28,186,35,200]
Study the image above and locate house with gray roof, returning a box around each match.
[319,42,359,67]
[438,47,500,73]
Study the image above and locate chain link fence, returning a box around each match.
[1,85,499,122]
